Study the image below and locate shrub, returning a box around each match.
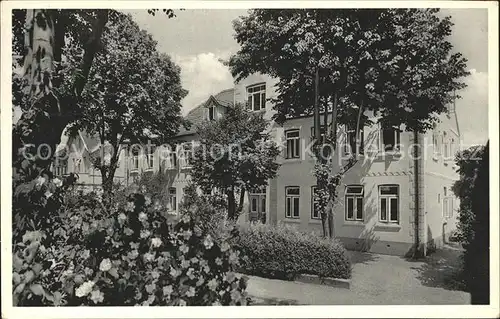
[179,183,231,242]
[12,180,249,306]
[233,223,351,280]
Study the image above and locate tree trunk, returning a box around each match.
[227,186,237,220]
[13,9,109,185]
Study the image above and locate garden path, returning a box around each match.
[247,244,470,305]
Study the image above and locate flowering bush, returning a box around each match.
[13,184,249,306]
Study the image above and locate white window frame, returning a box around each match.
[285,186,300,219]
[378,184,399,223]
[246,83,266,112]
[345,185,364,221]
[180,143,193,168]
[164,150,177,169]
[146,149,155,170]
[380,126,401,153]
[443,196,454,219]
[285,129,300,159]
[344,125,365,156]
[168,187,177,212]
[311,186,321,220]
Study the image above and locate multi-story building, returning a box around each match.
[55,73,461,256]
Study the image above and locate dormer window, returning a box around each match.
[247,83,266,112]
[208,105,215,121]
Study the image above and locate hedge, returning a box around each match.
[233,223,351,280]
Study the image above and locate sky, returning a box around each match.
[123,8,489,147]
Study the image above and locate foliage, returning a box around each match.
[190,103,280,219]
[179,183,231,242]
[65,13,187,198]
[233,223,351,280]
[229,9,468,130]
[13,188,249,306]
[131,170,178,208]
[452,143,489,303]
[451,144,486,246]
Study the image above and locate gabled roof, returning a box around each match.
[177,88,234,136]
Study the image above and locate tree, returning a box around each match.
[190,104,280,220]
[66,13,187,204]
[229,9,469,238]
[12,9,180,186]
[452,143,489,304]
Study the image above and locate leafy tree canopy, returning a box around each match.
[229,9,469,132]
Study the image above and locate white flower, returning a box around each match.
[144,252,155,262]
[90,290,104,304]
[220,242,230,252]
[141,185,147,193]
[99,258,112,272]
[151,270,160,279]
[35,176,46,187]
[75,281,94,297]
[125,202,135,212]
[118,213,127,224]
[130,242,139,250]
[179,244,189,254]
[81,250,90,260]
[203,265,210,273]
[186,267,195,280]
[182,230,192,240]
[180,259,190,269]
[196,277,205,287]
[145,196,152,206]
[138,212,148,222]
[190,257,199,264]
[44,190,53,198]
[145,283,156,294]
[163,285,173,297]
[215,257,223,266]
[124,227,134,236]
[151,237,162,248]
[170,267,180,278]
[181,214,191,224]
[228,252,239,265]
[185,286,196,297]
[178,299,187,306]
[212,301,222,306]
[52,178,63,187]
[203,235,214,249]
[207,278,218,291]
[128,250,139,260]
[140,230,151,239]
[224,271,236,283]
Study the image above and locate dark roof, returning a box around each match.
[177,88,234,136]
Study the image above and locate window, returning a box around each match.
[310,126,327,143]
[381,126,401,152]
[208,106,215,121]
[168,187,177,212]
[146,147,155,169]
[345,185,364,221]
[378,185,399,223]
[131,148,140,170]
[344,125,364,155]
[285,129,300,159]
[432,131,440,156]
[285,186,300,218]
[443,197,454,218]
[247,83,266,112]
[181,143,193,168]
[165,150,177,169]
[311,186,321,219]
